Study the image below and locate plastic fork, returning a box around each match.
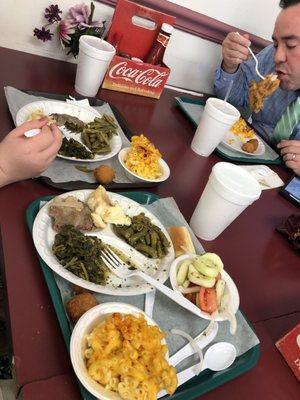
[101,248,205,317]
[248,46,265,80]
[236,32,265,80]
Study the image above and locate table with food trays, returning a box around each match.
[0,46,299,400]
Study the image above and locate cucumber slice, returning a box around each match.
[188,264,216,288]
[216,279,226,306]
[176,259,192,285]
[193,257,219,278]
[182,279,190,289]
[198,253,224,271]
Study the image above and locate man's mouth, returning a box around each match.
[276,70,288,80]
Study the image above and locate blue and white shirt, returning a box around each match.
[214,44,300,146]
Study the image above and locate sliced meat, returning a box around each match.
[48,196,94,232]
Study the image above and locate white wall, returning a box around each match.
[0,0,281,93]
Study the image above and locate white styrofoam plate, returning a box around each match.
[16,100,122,162]
[32,190,175,295]
[221,129,265,156]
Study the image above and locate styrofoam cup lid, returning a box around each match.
[210,162,262,205]
[79,36,116,60]
[205,98,240,125]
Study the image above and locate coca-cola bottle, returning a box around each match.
[144,23,174,66]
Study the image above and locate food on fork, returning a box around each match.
[48,196,94,232]
[241,138,259,153]
[168,226,195,257]
[113,213,170,259]
[249,73,280,113]
[87,185,131,228]
[84,313,177,399]
[93,165,115,184]
[124,134,163,179]
[66,293,98,323]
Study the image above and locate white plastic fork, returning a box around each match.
[236,31,265,80]
[248,46,265,80]
[101,248,205,317]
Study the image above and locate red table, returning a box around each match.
[0,47,299,398]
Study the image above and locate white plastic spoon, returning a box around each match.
[177,342,237,386]
[158,342,236,398]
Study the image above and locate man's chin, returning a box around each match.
[279,80,295,91]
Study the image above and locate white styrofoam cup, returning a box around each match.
[75,35,116,97]
[191,98,240,157]
[190,162,262,240]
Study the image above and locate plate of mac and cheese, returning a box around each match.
[70,302,178,400]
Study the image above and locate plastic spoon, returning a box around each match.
[158,342,236,398]
[224,80,233,103]
[177,342,237,386]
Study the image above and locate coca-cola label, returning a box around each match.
[103,56,170,98]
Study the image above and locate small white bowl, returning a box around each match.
[169,254,240,322]
[118,147,170,183]
[70,302,167,400]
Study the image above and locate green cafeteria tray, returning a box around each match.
[175,96,282,165]
[26,192,259,400]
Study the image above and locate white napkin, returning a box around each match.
[240,165,284,190]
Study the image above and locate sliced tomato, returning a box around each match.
[197,287,217,314]
[185,292,197,305]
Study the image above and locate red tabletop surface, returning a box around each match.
[0,47,299,397]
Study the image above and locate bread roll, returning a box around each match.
[168,226,195,257]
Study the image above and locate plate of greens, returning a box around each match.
[32,189,175,295]
[16,100,122,162]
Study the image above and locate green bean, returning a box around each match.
[145,233,151,245]
[150,231,158,248]
[129,228,148,245]
[135,243,158,258]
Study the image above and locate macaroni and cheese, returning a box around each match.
[85,313,177,400]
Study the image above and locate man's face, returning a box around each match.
[272,4,300,91]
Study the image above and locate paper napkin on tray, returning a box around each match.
[240,165,284,190]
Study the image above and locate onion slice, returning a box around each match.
[178,286,199,294]
[170,328,204,375]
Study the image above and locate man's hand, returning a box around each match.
[277,140,300,176]
[222,32,251,74]
[0,119,62,187]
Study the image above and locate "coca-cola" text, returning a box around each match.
[108,61,168,88]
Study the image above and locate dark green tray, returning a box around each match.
[175,96,282,165]
[26,192,260,400]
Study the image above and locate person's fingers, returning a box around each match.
[40,127,63,160]
[227,32,251,48]
[277,139,300,149]
[279,145,298,156]
[282,153,297,162]
[27,125,58,151]
[224,48,249,62]
[12,118,48,137]
[285,160,300,171]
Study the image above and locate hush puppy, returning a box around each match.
[242,139,259,153]
[66,293,98,323]
[94,165,115,184]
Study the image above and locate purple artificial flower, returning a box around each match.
[58,19,76,46]
[33,27,53,42]
[67,3,90,29]
[44,4,62,23]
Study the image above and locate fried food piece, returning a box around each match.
[93,165,115,184]
[66,293,98,323]
[242,138,259,153]
[249,74,280,113]
[70,284,90,294]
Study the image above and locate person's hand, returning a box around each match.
[277,140,300,176]
[222,32,251,74]
[0,119,62,187]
